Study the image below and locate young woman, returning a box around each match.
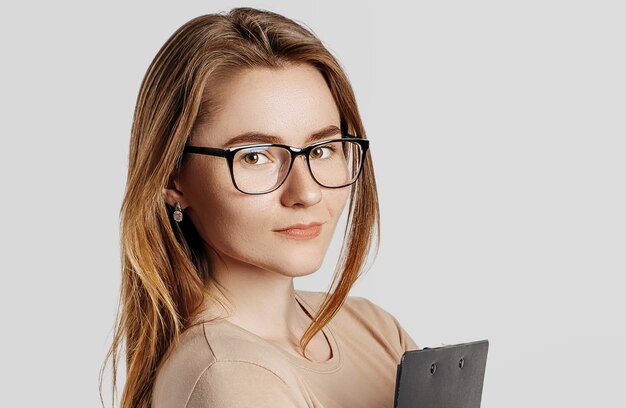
[102,7,418,408]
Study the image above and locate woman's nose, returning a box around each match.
[279,155,322,207]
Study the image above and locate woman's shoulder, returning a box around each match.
[152,320,296,408]
[296,290,418,352]
[152,324,214,408]
[296,289,400,324]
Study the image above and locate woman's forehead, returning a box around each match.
[197,65,341,147]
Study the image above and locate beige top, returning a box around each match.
[152,290,418,408]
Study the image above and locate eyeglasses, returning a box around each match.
[183,137,369,195]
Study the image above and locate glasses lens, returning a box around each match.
[232,146,291,193]
[309,140,363,188]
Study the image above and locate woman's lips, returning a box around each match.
[275,223,322,240]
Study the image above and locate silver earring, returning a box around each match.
[173,202,184,223]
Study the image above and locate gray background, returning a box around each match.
[1,0,624,406]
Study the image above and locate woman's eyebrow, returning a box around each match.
[222,124,342,147]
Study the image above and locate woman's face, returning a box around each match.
[167,64,350,279]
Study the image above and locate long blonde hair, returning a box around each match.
[101,7,380,408]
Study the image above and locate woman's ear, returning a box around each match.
[162,169,190,210]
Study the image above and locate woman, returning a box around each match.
[102,7,418,408]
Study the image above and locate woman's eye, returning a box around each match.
[242,152,270,165]
[310,145,335,159]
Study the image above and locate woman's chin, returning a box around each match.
[271,257,324,278]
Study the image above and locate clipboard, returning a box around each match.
[393,340,489,408]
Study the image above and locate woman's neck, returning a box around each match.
[209,261,312,342]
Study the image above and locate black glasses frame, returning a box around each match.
[183,136,369,195]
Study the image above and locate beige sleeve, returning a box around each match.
[185,361,306,408]
[396,317,419,351]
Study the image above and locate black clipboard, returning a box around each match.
[393,340,489,408]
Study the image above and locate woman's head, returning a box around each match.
[164,64,350,279]
[104,7,379,408]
